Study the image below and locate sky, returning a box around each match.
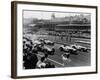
[23,10,90,19]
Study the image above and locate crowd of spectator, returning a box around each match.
[23,37,55,69]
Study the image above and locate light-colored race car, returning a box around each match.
[70,44,88,52]
[32,40,44,52]
[37,38,54,45]
[44,39,54,45]
[33,42,55,55]
[41,46,55,55]
[59,44,77,55]
[38,38,45,42]
[33,40,42,45]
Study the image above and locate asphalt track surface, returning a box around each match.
[37,43,91,68]
[24,34,91,68]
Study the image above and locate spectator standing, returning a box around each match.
[36,57,46,68]
[61,52,71,66]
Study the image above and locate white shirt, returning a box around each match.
[37,60,46,68]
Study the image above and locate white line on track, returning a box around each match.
[37,54,64,66]
[47,58,64,66]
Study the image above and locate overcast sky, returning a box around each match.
[23,10,90,19]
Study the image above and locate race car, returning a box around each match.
[70,44,88,52]
[33,40,43,45]
[37,38,54,45]
[59,44,77,55]
[38,38,45,42]
[44,39,54,45]
[42,46,55,55]
[33,42,55,55]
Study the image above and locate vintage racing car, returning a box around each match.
[70,44,89,52]
[59,44,77,55]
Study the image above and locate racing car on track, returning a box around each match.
[37,38,54,45]
[33,43,55,55]
[70,44,89,52]
[42,46,55,55]
[43,39,54,45]
[59,44,77,55]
